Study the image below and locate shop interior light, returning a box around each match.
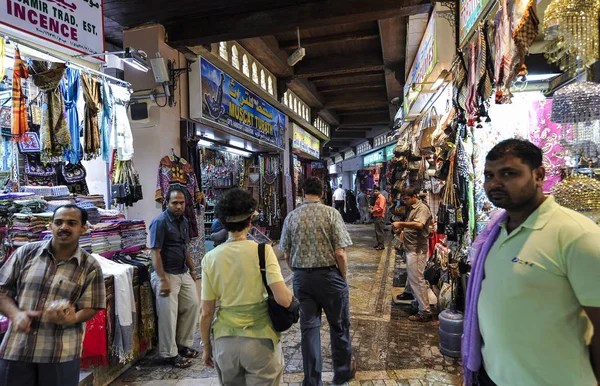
[225,147,252,157]
[524,73,560,82]
[197,139,213,147]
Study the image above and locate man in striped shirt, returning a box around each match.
[0,204,106,386]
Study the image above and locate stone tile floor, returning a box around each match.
[111,224,461,386]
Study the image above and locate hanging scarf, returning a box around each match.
[80,73,102,160]
[11,48,29,138]
[100,81,114,162]
[0,38,5,81]
[29,61,70,161]
[81,309,108,368]
[61,68,82,163]
[462,209,507,385]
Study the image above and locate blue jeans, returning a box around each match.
[0,358,80,386]
[294,267,352,386]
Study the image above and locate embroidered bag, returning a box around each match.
[0,99,10,129]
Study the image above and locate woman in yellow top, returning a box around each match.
[200,188,293,385]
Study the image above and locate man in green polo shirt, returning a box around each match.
[463,139,600,386]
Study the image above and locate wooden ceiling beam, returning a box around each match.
[310,70,384,84]
[279,30,380,50]
[238,36,293,77]
[379,15,412,120]
[325,91,389,110]
[340,112,390,126]
[319,83,386,94]
[330,131,370,140]
[294,53,385,79]
[337,108,390,116]
[167,0,431,47]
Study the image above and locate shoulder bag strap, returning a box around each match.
[258,243,274,296]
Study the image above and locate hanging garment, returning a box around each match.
[81,309,108,368]
[188,206,206,278]
[11,49,29,138]
[493,0,517,103]
[81,74,102,159]
[155,155,202,238]
[100,81,114,162]
[61,68,82,163]
[511,0,539,79]
[465,42,479,119]
[93,254,136,363]
[110,84,133,161]
[29,61,70,161]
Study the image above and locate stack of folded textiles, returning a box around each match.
[118,220,147,249]
[10,198,47,214]
[76,201,101,225]
[75,195,105,209]
[91,222,121,254]
[46,199,75,213]
[9,213,53,246]
[98,208,126,222]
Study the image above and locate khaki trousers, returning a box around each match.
[214,336,284,386]
[151,272,200,358]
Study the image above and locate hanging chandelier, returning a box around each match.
[544,0,600,71]
[553,174,600,220]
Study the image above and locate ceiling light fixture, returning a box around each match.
[74,47,151,72]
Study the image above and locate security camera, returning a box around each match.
[185,52,198,63]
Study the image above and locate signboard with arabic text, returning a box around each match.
[200,57,285,149]
[292,124,320,160]
[364,149,385,167]
[0,0,105,56]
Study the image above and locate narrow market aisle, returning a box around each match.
[110,224,461,386]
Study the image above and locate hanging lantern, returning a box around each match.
[544,0,600,70]
[551,82,600,124]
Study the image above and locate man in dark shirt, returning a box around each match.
[150,187,200,368]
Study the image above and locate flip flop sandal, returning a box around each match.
[166,354,193,368]
[179,347,200,358]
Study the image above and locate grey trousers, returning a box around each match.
[374,216,384,248]
[294,267,353,386]
[359,207,370,223]
[406,249,431,314]
[151,272,200,358]
[214,336,284,386]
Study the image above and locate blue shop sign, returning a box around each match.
[364,150,385,167]
[200,58,286,149]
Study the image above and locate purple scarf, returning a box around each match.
[462,209,507,385]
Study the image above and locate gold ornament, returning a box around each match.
[553,174,600,213]
[544,0,600,72]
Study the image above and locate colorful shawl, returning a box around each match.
[0,38,5,81]
[81,309,108,368]
[29,61,71,161]
[462,209,507,385]
[81,73,102,160]
[61,68,82,163]
[11,48,29,138]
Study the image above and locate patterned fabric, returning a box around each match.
[61,68,82,164]
[155,155,202,238]
[29,61,71,162]
[80,74,102,160]
[511,0,539,78]
[280,200,353,268]
[0,240,106,363]
[493,0,516,103]
[11,48,29,138]
[100,81,114,162]
[81,309,107,368]
[188,205,206,278]
[529,98,566,193]
[110,85,133,161]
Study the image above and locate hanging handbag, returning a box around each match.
[111,162,127,200]
[419,107,438,149]
[258,243,299,332]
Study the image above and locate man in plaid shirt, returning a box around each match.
[0,204,105,386]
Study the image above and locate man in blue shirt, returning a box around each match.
[149,187,200,368]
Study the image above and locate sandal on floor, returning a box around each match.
[179,347,200,358]
[166,354,193,368]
